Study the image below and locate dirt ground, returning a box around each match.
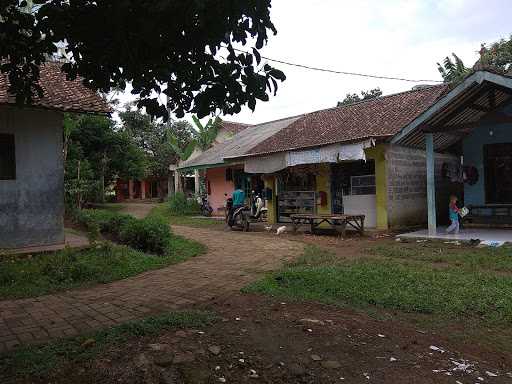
[10,294,511,384]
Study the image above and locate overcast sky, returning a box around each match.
[118,0,511,126]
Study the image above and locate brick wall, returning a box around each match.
[386,145,461,228]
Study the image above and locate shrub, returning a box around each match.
[69,208,173,256]
[119,215,172,255]
[167,192,200,216]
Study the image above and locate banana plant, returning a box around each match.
[168,133,196,162]
[191,115,222,151]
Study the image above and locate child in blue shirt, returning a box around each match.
[446,195,461,234]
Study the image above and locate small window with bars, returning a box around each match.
[0,134,15,180]
[350,175,375,195]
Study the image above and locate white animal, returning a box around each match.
[276,225,287,235]
[264,225,273,232]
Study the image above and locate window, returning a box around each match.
[350,175,376,195]
[0,134,15,180]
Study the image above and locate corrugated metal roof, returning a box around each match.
[392,71,512,151]
[178,115,302,170]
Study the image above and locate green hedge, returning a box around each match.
[167,192,200,215]
[72,209,172,255]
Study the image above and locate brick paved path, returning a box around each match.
[0,224,303,352]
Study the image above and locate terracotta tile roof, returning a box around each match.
[220,120,251,135]
[0,62,110,114]
[245,84,449,156]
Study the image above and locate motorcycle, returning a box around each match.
[226,197,250,231]
[200,196,213,217]
[226,197,267,232]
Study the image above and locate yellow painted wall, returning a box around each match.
[263,175,277,224]
[365,144,388,230]
[315,165,332,228]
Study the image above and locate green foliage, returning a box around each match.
[64,114,147,207]
[119,108,194,180]
[191,115,222,151]
[0,226,204,300]
[370,242,512,272]
[245,244,512,324]
[437,53,471,84]
[0,244,161,299]
[478,36,512,73]
[150,204,221,228]
[74,209,174,256]
[167,192,201,216]
[0,310,217,377]
[437,35,512,84]
[118,215,172,255]
[337,88,382,106]
[1,1,284,119]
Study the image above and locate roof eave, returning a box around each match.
[391,71,512,145]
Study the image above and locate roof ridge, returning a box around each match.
[221,119,252,126]
[303,83,447,116]
[243,112,306,128]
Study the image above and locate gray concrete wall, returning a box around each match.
[386,145,460,228]
[0,106,64,249]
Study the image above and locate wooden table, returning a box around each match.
[290,213,365,237]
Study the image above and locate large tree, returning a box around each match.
[0,0,285,119]
[119,108,195,197]
[337,88,382,107]
[65,114,146,206]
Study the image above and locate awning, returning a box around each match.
[244,139,375,174]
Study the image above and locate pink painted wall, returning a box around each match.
[206,167,234,216]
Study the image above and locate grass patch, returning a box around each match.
[150,203,222,228]
[370,241,512,272]
[245,245,512,324]
[0,310,216,378]
[88,203,126,212]
[0,242,204,300]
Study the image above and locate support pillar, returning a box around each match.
[425,133,437,234]
[194,169,200,196]
[167,175,174,198]
[141,180,146,199]
[174,170,181,194]
[128,179,134,200]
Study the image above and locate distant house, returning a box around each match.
[116,120,251,202]
[0,63,110,249]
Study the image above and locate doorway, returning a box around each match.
[484,143,512,204]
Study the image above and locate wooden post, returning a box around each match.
[425,133,437,234]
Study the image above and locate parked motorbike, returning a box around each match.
[226,197,267,232]
[200,196,213,217]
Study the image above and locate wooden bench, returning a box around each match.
[290,213,365,237]
[465,205,512,226]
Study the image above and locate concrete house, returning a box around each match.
[230,84,462,229]
[178,116,300,215]
[0,63,110,250]
[392,70,512,240]
[179,85,460,230]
